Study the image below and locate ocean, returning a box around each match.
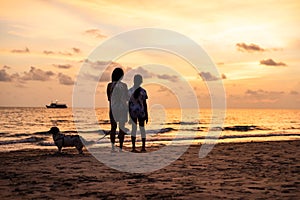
[0,107,299,152]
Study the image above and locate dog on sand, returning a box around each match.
[48,127,83,154]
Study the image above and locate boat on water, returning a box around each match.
[46,101,67,108]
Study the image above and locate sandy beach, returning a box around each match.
[1,140,299,199]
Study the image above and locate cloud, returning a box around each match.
[0,66,20,82]
[270,48,283,51]
[84,59,117,69]
[90,60,122,82]
[260,59,287,66]
[199,72,221,81]
[236,43,265,52]
[43,47,81,56]
[58,73,74,85]
[126,67,181,82]
[43,50,54,55]
[246,89,284,98]
[81,61,179,83]
[0,69,12,82]
[53,64,72,69]
[58,51,72,56]
[125,67,154,79]
[84,29,107,39]
[245,90,258,95]
[72,47,81,54]
[80,72,99,82]
[157,86,169,93]
[290,90,299,95]
[0,66,54,83]
[236,43,283,53]
[157,74,179,82]
[80,60,123,82]
[11,47,30,53]
[21,67,55,81]
[244,89,285,104]
[0,66,76,85]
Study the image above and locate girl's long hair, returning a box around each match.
[111,68,124,82]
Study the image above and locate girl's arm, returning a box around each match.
[106,83,111,101]
[143,99,148,124]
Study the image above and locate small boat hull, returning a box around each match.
[46,103,67,108]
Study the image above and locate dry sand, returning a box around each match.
[0,140,299,199]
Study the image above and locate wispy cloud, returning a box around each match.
[125,66,181,82]
[58,73,74,85]
[236,43,265,52]
[245,89,284,96]
[80,61,181,83]
[125,67,154,79]
[0,66,55,83]
[245,89,284,101]
[43,50,55,55]
[199,72,223,81]
[80,60,123,82]
[0,66,19,82]
[53,64,73,69]
[11,47,30,53]
[157,86,169,93]
[21,67,55,81]
[42,47,81,56]
[72,47,81,54]
[260,59,287,66]
[236,43,282,53]
[157,74,179,82]
[84,29,107,39]
[0,68,13,82]
[290,90,299,95]
[0,66,77,86]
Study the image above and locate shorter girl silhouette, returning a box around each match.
[128,74,148,152]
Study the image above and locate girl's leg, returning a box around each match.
[131,117,138,152]
[110,111,117,151]
[119,122,126,151]
[141,138,146,152]
[139,118,146,152]
[110,127,117,151]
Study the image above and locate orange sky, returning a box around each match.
[0,0,300,108]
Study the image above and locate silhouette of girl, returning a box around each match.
[106,68,128,151]
[128,74,148,152]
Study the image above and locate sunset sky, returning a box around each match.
[0,0,299,108]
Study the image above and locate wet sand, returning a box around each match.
[1,140,299,199]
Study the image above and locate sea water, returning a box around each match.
[0,107,299,151]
